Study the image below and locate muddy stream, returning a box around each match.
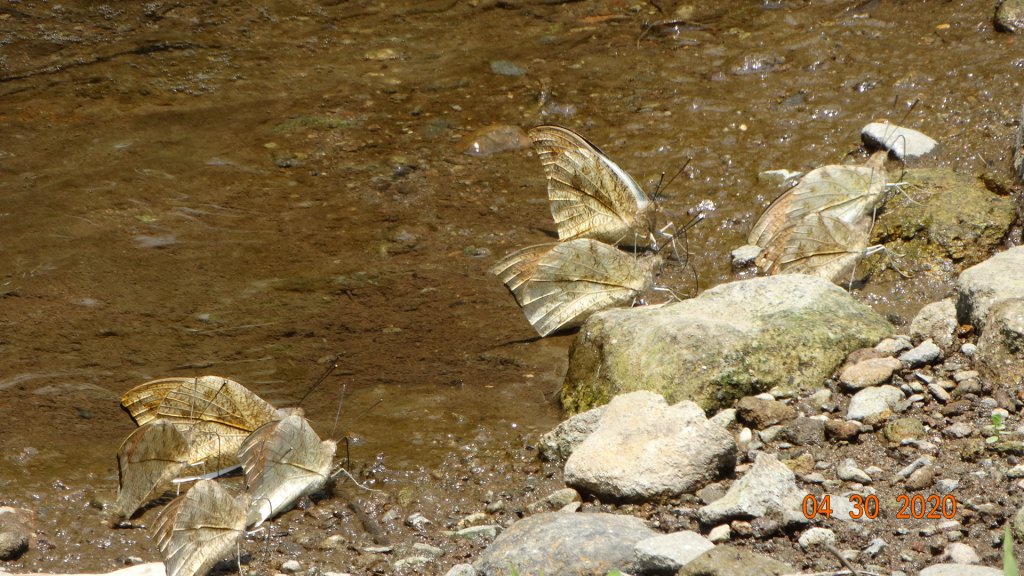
[1,0,1022,573]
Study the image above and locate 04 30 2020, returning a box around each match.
[802,493,958,520]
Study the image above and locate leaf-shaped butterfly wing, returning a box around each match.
[238,414,336,528]
[153,480,249,576]
[758,212,874,283]
[122,376,281,432]
[529,126,656,247]
[112,419,189,523]
[748,151,887,249]
[493,238,659,337]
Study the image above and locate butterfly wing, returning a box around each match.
[121,377,189,427]
[494,239,657,336]
[529,126,654,246]
[124,376,280,432]
[153,480,248,576]
[749,153,887,248]
[238,414,336,528]
[759,212,872,283]
[113,420,189,522]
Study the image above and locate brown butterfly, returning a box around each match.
[238,414,337,528]
[529,125,661,247]
[112,419,190,523]
[749,151,888,281]
[493,238,660,337]
[153,479,249,576]
[121,376,282,430]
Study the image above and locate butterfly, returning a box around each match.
[112,419,190,523]
[529,125,661,247]
[153,479,249,576]
[748,151,888,282]
[238,413,337,528]
[492,238,660,337]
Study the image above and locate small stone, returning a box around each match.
[884,417,925,444]
[453,524,501,541]
[412,543,443,559]
[961,343,978,357]
[928,383,951,403]
[826,419,862,441]
[895,456,933,480]
[406,513,432,530]
[633,530,715,574]
[443,564,477,576]
[944,542,980,564]
[798,527,836,551]
[847,385,905,421]
[875,336,913,356]
[393,557,431,570]
[778,417,826,446]
[944,422,974,439]
[996,0,1024,32]
[935,479,959,494]
[708,524,731,543]
[837,459,872,484]
[864,538,887,557]
[899,339,943,368]
[906,466,936,491]
[736,396,796,429]
[280,560,302,574]
[840,357,903,390]
[731,244,762,268]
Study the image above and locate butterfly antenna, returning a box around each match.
[657,158,692,200]
[330,382,347,440]
[296,358,343,408]
[655,209,705,254]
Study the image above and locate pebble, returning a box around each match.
[453,525,502,541]
[847,385,905,421]
[928,383,951,403]
[708,524,731,543]
[412,543,443,559]
[995,0,1024,32]
[393,556,431,570]
[935,478,959,494]
[837,459,872,484]
[944,542,980,564]
[633,531,715,574]
[944,422,974,438]
[406,513,432,530]
[825,419,862,441]
[798,527,836,550]
[864,538,887,556]
[736,396,796,428]
[778,417,825,446]
[839,357,902,390]
[898,339,943,368]
[906,465,936,490]
[895,456,933,480]
[280,560,302,574]
[443,565,477,576]
[961,343,978,357]
[875,335,913,356]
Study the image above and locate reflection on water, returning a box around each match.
[0,0,1021,569]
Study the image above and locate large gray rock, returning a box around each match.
[676,545,795,576]
[975,298,1024,388]
[473,512,656,576]
[633,531,714,575]
[957,247,1024,330]
[562,275,894,413]
[564,391,736,501]
[697,453,804,527]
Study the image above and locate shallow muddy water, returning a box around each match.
[1,0,1022,573]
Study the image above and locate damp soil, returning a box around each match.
[0,0,1022,574]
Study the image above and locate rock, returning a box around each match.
[777,417,825,446]
[875,335,913,356]
[798,527,836,550]
[919,564,1002,576]
[837,459,872,484]
[861,122,938,160]
[956,247,1024,331]
[709,408,737,428]
[944,422,974,439]
[412,543,443,559]
[526,488,581,514]
[894,456,933,480]
[393,557,431,570]
[825,419,862,441]
[633,530,714,574]
[847,385,904,421]
[871,169,1017,276]
[454,525,501,541]
[561,275,893,413]
[962,342,978,357]
[564,392,736,501]
[883,417,925,444]
[677,545,795,576]
[735,397,796,429]
[996,0,1024,32]
[731,245,762,268]
[0,507,32,561]
[906,465,936,491]
[944,542,980,564]
[839,356,902,390]
[911,299,959,352]
[406,512,432,530]
[864,538,886,556]
[975,298,1024,389]
[898,339,942,368]
[707,524,731,543]
[280,561,301,574]
[473,512,656,576]
[697,453,803,527]
[488,60,525,76]
[538,405,606,463]
[443,564,477,576]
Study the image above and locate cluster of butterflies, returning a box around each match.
[494,125,894,336]
[492,126,695,337]
[114,376,337,576]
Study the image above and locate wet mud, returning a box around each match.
[0,0,1021,573]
